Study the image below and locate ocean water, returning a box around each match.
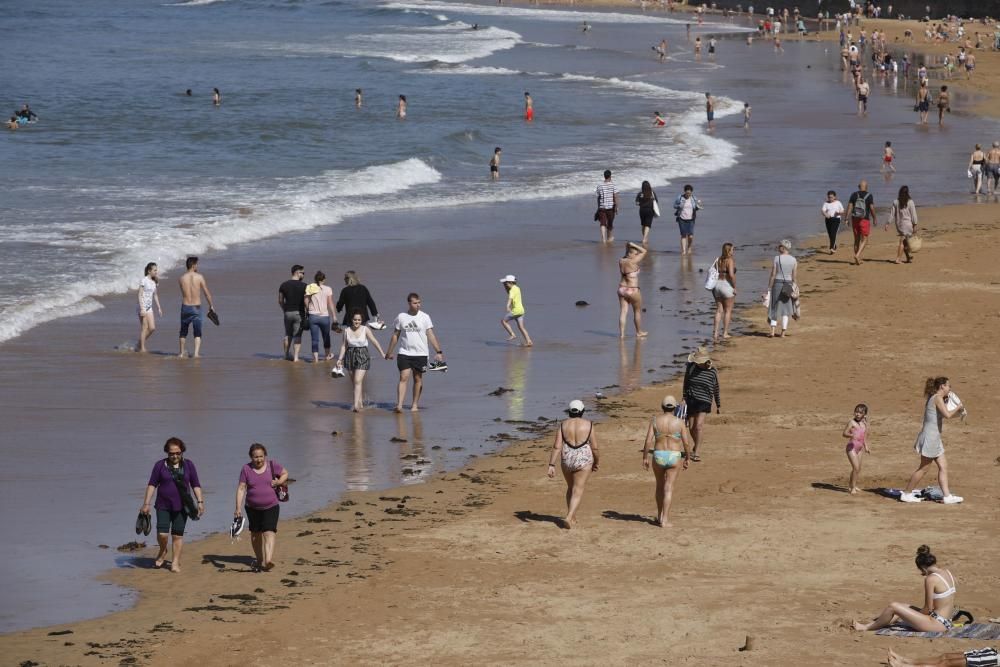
[3,0,996,635]
[1,0,743,344]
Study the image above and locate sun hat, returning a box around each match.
[499,274,517,283]
[567,399,585,414]
[661,395,678,408]
[687,346,711,364]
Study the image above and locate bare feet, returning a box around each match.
[852,620,870,631]
[506,335,517,341]
[410,405,420,412]
[849,487,858,495]
[780,330,787,337]
[636,331,648,338]
[154,557,166,569]
[887,649,908,667]
[393,406,403,413]
[522,341,533,347]
[562,517,577,530]
[170,563,181,573]
[263,562,275,572]
[656,518,673,528]
[607,236,615,243]
[722,333,732,340]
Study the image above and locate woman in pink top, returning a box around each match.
[234,443,288,572]
[842,403,871,494]
[305,270,336,363]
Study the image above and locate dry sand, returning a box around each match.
[5,204,999,665]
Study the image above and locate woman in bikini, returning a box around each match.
[711,243,736,343]
[642,395,691,527]
[854,545,958,633]
[547,400,600,529]
[618,241,648,339]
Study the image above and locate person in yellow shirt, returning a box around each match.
[499,274,532,347]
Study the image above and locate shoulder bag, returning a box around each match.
[270,461,289,502]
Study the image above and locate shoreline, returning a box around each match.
[6,202,999,664]
[5,0,1000,662]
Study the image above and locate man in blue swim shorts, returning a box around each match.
[178,256,215,358]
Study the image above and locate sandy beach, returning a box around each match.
[6,205,1000,664]
[5,1,1000,664]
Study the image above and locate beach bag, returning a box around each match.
[851,192,868,219]
[270,461,289,503]
[779,282,794,300]
[652,198,660,218]
[905,234,923,253]
[169,463,200,521]
[704,259,719,290]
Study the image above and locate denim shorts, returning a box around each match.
[179,305,202,338]
[677,219,695,237]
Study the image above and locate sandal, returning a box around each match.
[689,454,702,462]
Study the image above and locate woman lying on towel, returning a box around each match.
[854,545,958,633]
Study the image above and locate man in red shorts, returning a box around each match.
[848,179,876,265]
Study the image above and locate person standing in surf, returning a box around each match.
[490,147,501,181]
[596,169,620,244]
[278,264,307,362]
[384,293,445,412]
[178,256,215,358]
[705,92,715,130]
[499,274,532,346]
[212,88,221,107]
[355,88,362,108]
[137,262,162,353]
[524,92,533,121]
[397,94,407,120]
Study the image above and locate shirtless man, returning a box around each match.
[965,52,976,79]
[178,256,215,358]
[355,88,362,108]
[523,91,534,121]
[856,78,870,115]
[985,141,1000,195]
[937,85,950,126]
[705,92,715,130]
[694,36,702,59]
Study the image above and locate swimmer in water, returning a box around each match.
[212,88,221,106]
[397,94,407,120]
[7,115,18,130]
[694,36,702,58]
[743,102,752,129]
[653,111,666,127]
[490,147,501,181]
[581,21,591,33]
[185,89,192,96]
[355,89,362,108]
[524,92,533,121]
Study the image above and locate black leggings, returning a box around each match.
[825,217,841,249]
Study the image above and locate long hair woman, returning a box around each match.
[899,377,966,504]
[635,180,658,247]
[137,262,162,353]
[618,241,648,339]
[890,185,919,264]
[712,243,736,342]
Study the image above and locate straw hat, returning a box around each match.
[687,346,711,364]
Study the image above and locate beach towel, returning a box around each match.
[875,623,1000,640]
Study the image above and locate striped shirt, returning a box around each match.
[683,363,721,408]
[596,181,619,210]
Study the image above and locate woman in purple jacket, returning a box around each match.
[139,437,204,572]
[234,443,289,572]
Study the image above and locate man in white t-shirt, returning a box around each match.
[385,293,445,412]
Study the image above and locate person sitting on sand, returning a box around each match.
[547,400,599,529]
[617,241,648,339]
[887,647,999,667]
[842,403,870,494]
[642,395,691,527]
[854,545,958,633]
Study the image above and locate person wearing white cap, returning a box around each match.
[547,400,600,529]
[642,395,691,527]
[499,275,532,347]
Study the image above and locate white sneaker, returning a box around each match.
[942,495,964,504]
[899,492,922,503]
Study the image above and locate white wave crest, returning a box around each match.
[383,0,691,24]
[0,159,442,344]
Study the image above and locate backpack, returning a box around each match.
[851,192,868,219]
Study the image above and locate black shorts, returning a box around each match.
[686,399,713,415]
[597,208,616,229]
[246,504,280,533]
[397,354,427,374]
[490,165,498,173]
[156,508,188,536]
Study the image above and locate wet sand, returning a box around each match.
[5,202,1000,664]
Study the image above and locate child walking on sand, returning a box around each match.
[843,403,871,494]
[882,141,896,173]
[499,274,532,346]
